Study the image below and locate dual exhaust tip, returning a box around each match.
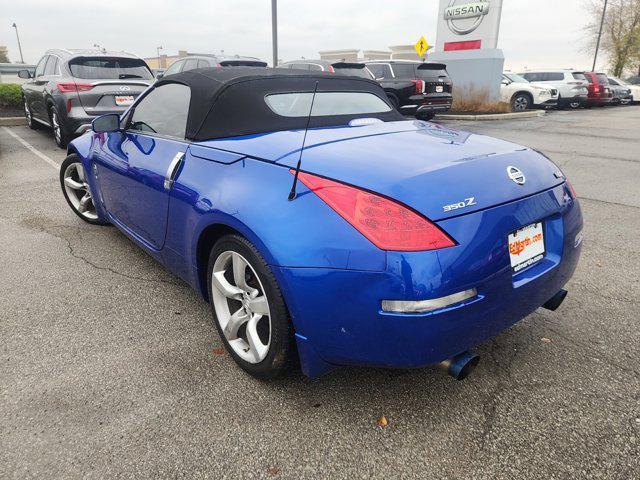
[438,289,568,381]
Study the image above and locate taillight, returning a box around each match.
[593,85,600,93]
[328,65,335,73]
[411,79,424,94]
[57,82,93,93]
[66,99,72,113]
[292,170,456,251]
[567,181,577,199]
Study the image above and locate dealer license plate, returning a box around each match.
[115,95,134,106]
[435,85,444,93]
[508,222,545,272]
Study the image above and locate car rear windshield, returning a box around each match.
[265,91,391,117]
[572,72,587,81]
[333,67,372,79]
[596,73,609,84]
[69,57,153,80]
[416,65,448,80]
[391,64,416,78]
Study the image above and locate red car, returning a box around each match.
[583,72,613,106]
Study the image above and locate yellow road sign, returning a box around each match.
[414,36,430,57]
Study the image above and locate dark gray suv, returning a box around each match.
[19,49,153,148]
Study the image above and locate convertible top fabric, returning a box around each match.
[155,67,403,140]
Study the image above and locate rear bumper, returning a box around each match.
[559,94,588,106]
[276,183,583,376]
[535,99,559,108]
[402,94,452,113]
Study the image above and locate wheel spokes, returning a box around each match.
[223,308,250,339]
[247,295,269,315]
[212,270,244,299]
[64,177,84,191]
[245,314,268,362]
[78,194,91,213]
[75,164,86,182]
[232,253,250,292]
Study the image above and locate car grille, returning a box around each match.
[550,89,558,96]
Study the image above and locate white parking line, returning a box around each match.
[2,126,60,171]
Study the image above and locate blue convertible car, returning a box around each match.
[60,68,583,380]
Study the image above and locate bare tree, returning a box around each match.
[585,0,640,76]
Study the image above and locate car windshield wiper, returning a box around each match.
[119,74,144,79]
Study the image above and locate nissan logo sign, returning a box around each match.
[119,85,131,91]
[444,0,490,35]
[507,166,526,185]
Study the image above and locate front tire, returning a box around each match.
[24,98,41,130]
[511,92,531,111]
[60,154,107,225]
[207,234,295,379]
[50,105,70,149]
[416,111,435,121]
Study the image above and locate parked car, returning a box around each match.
[583,72,614,107]
[612,76,640,103]
[278,60,374,79]
[60,67,582,381]
[607,77,633,105]
[500,73,559,111]
[19,49,153,148]
[519,70,589,109]
[365,60,452,120]
[160,55,267,77]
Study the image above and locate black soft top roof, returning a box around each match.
[155,67,402,141]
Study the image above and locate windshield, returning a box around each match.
[596,73,609,84]
[505,73,529,83]
[69,57,153,80]
[333,67,373,79]
[265,91,391,117]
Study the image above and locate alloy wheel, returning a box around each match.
[513,95,529,111]
[62,162,98,220]
[51,110,62,144]
[211,251,271,364]
[24,99,32,127]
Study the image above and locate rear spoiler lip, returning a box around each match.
[331,62,367,70]
[75,79,152,86]
[417,63,447,70]
[219,60,268,67]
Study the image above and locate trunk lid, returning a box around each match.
[74,80,150,115]
[200,120,564,221]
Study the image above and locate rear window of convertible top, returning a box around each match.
[264,91,391,117]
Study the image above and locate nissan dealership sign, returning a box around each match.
[436,0,504,52]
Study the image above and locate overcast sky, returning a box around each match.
[2,0,600,71]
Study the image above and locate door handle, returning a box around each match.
[164,151,185,190]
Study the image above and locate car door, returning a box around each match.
[94,82,191,250]
[27,56,48,121]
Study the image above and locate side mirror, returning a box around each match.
[18,69,32,79]
[501,79,510,85]
[92,113,121,133]
[156,72,164,79]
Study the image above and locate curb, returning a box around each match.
[0,117,26,127]
[435,110,546,121]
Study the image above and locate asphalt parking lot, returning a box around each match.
[1,107,639,479]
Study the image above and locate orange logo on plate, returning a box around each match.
[509,233,542,256]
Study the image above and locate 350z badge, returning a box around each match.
[443,197,478,212]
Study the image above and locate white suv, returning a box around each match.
[500,73,559,111]
[519,70,589,109]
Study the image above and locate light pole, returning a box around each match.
[592,0,608,72]
[11,23,24,63]
[157,46,164,68]
[271,0,278,67]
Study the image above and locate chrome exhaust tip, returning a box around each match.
[543,289,568,311]
[438,351,480,381]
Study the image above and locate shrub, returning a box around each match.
[0,83,23,109]
[450,86,511,114]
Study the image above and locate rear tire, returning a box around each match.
[415,111,435,121]
[50,105,70,149]
[207,234,295,379]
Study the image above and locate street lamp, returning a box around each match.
[11,23,25,63]
[157,46,164,68]
[271,0,278,67]
[592,0,608,72]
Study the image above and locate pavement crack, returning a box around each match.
[20,218,183,287]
